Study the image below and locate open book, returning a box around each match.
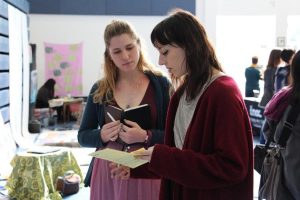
[105,104,152,129]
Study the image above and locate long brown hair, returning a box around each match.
[151,8,223,101]
[93,20,160,103]
[290,50,300,104]
[266,49,281,69]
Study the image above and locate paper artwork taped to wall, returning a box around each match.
[44,42,83,97]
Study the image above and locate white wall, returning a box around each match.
[29,15,165,96]
[199,0,300,46]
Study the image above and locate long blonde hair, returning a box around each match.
[93,20,160,103]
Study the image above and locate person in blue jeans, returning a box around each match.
[262,50,300,198]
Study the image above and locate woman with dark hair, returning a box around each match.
[35,78,56,108]
[112,9,253,200]
[290,51,300,101]
[260,49,282,107]
[258,49,282,144]
[262,50,300,198]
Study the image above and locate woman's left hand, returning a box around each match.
[119,120,147,144]
[109,162,130,180]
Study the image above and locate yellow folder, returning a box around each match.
[89,148,148,169]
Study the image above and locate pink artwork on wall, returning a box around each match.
[44,42,83,97]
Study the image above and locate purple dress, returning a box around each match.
[90,84,161,200]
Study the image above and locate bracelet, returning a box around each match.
[144,130,152,149]
[144,134,149,143]
[144,130,150,149]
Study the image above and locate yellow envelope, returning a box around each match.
[89,148,148,169]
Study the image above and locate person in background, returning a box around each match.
[35,78,56,108]
[245,56,261,97]
[258,49,282,144]
[35,78,63,124]
[112,9,253,200]
[77,20,171,200]
[260,49,282,107]
[274,49,295,92]
[262,50,300,199]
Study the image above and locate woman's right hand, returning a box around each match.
[100,120,121,143]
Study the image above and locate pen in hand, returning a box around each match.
[107,112,118,141]
[107,112,116,122]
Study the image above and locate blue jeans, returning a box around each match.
[259,120,266,144]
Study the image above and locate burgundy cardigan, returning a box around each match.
[149,76,253,200]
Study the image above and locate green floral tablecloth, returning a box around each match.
[6,148,83,200]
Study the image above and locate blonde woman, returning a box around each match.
[77,20,171,200]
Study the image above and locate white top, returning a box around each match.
[174,72,226,149]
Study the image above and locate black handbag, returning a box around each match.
[254,142,273,174]
[254,120,276,174]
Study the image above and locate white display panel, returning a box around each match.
[21,9,30,138]
[8,5,30,145]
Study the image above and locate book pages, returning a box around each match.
[89,148,148,168]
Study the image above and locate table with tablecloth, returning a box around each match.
[6,147,83,200]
